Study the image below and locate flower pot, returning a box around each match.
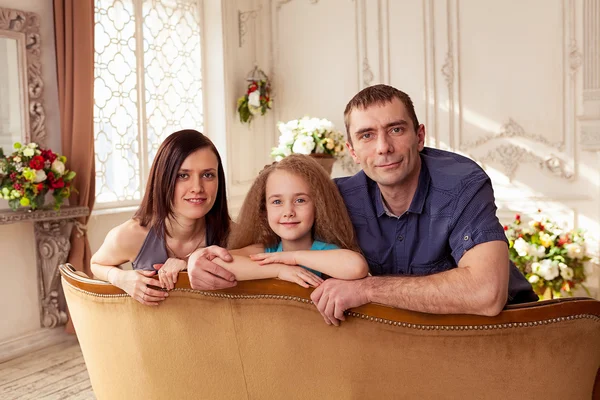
[310,153,335,176]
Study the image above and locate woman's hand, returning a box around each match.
[154,258,186,290]
[277,265,323,288]
[111,269,168,306]
[250,252,298,266]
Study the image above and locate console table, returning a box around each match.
[0,206,90,328]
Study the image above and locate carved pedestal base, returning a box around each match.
[34,220,71,328]
[0,206,89,328]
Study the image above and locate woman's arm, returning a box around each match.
[91,220,168,305]
[252,249,369,280]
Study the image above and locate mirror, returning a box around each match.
[0,34,28,152]
[0,6,46,151]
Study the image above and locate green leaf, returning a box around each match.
[64,171,76,181]
[8,199,20,211]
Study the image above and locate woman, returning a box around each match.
[90,129,231,305]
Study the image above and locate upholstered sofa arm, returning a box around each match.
[60,263,600,400]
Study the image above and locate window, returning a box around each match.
[93,0,203,207]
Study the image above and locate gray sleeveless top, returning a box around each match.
[131,223,213,271]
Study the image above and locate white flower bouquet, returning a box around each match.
[271,117,345,161]
[505,211,591,299]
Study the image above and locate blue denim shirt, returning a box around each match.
[335,147,537,304]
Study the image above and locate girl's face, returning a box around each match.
[265,170,315,245]
[172,147,219,221]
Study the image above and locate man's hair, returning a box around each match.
[228,154,360,252]
[133,129,231,247]
[343,84,420,144]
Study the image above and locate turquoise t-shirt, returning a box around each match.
[264,240,339,277]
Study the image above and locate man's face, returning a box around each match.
[346,98,425,188]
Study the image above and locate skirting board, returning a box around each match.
[0,327,71,363]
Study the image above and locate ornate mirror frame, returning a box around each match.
[0,7,46,146]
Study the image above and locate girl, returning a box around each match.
[91,130,231,305]
[225,154,368,284]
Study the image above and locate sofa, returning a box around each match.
[59,263,600,400]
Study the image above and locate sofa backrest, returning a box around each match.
[60,264,600,400]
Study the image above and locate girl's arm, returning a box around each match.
[213,248,322,288]
[251,249,369,280]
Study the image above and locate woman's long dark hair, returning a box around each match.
[133,129,231,247]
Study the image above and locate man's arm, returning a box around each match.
[365,240,509,315]
[311,240,509,325]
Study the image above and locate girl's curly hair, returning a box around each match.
[229,154,360,252]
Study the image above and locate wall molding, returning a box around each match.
[454,1,579,181]
[479,144,573,181]
[583,0,599,92]
[581,126,600,151]
[460,119,565,151]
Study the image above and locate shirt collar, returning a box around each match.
[373,156,431,217]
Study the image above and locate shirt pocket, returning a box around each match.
[409,256,455,276]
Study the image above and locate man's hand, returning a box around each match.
[187,246,237,290]
[310,278,371,326]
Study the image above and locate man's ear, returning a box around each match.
[416,124,426,151]
[346,141,360,164]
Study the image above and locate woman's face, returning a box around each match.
[172,147,219,221]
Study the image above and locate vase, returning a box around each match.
[309,153,335,176]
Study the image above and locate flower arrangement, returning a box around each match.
[505,211,591,299]
[270,117,346,161]
[237,76,272,124]
[0,142,76,211]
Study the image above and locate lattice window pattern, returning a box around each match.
[93,0,203,206]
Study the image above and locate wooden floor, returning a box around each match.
[0,337,94,399]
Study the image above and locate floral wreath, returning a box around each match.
[237,66,272,124]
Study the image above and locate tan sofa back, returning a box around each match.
[60,264,600,400]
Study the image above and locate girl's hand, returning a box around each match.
[112,269,168,306]
[250,252,298,266]
[277,266,323,288]
[153,258,187,290]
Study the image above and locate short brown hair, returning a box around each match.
[228,154,360,252]
[134,129,231,247]
[343,84,419,144]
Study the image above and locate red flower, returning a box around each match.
[52,178,65,189]
[539,224,545,231]
[9,172,17,181]
[247,82,258,93]
[36,183,44,191]
[13,183,22,190]
[41,149,57,162]
[503,225,509,231]
[515,214,521,221]
[29,155,45,170]
[47,172,64,189]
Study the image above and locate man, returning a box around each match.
[188,84,537,325]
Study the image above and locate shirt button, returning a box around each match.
[464,235,469,241]
[397,235,404,242]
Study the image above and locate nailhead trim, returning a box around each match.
[64,281,600,330]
